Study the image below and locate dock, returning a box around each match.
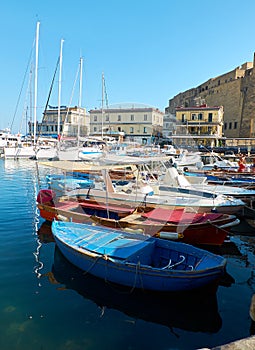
[200,335,255,349]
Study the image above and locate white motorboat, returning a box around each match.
[40,159,245,215]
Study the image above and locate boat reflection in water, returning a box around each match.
[37,221,55,243]
[49,246,223,334]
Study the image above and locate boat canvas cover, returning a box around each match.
[141,207,223,224]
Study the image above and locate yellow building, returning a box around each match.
[173,105,224,147]
[89,106,163,144]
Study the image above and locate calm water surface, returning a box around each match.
[0,159,254,350]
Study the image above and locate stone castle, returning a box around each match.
[165,53,255,139]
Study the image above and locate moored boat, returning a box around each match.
[51,220,227,292]
[37,189,240,246]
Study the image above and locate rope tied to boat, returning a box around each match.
[206,219,235,235]
[82,255,101,276]
[129,261,144,293]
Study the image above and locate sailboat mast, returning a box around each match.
[58,39,64,141]
[101,72,104,138]
[33,21,40,145]
[77,57,83,146]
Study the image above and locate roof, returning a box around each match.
[39,155,170,171]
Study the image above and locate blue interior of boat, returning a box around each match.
[80,206,121,220]
[78,232,154,260]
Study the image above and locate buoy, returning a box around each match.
[123,227,144,234]
[158,232,183,240]
[57,214,70,222]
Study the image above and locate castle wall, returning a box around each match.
[166,54,255,138]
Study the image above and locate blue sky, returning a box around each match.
[1,0,255,133]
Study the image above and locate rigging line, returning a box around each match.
[19,65,33,133]
[61,61,80,139]
[10,44,35,131]
[36,57,60,142]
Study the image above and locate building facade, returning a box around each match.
[89,106,163,144]
[173,105,224,147]
[162,113,176,139]
[166,53,255,140]
[28,106,89,138]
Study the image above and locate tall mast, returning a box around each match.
[101,72,104,138]
[57,39,64,142]
[77,56,83,147]
[33,21,40,145]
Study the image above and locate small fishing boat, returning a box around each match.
[37,189,136,221]
[51,220,227,292]
[184,168,255,188]
[37,189,240,246]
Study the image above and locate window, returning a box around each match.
[198,113,203,120]
[93,127,97,132]
[118,115,121,121]
[182,114,186,123]
[94,115,97,122]
[234,122,238,129]
[229,122,232,129]
[144,114,147,121]
[224,123,227,130]
[208,113,213,122]
[130,127,134,133]
[130,114,134,121]
[143,127,147,133]
[191,114,197,120]
[106,115,109,121]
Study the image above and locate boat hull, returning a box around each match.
[37,192,239,246]
[52,221,227,292]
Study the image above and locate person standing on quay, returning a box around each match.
[238,155,246,172]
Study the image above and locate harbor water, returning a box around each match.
[0,159,255,350]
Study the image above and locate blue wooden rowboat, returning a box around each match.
[51,220,227,292]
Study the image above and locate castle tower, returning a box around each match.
[239,53,255,137]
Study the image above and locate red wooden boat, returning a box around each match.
[37,189,240,246]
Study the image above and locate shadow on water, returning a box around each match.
[48,246,223,334]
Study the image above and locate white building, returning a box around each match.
[28,106,90,138]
